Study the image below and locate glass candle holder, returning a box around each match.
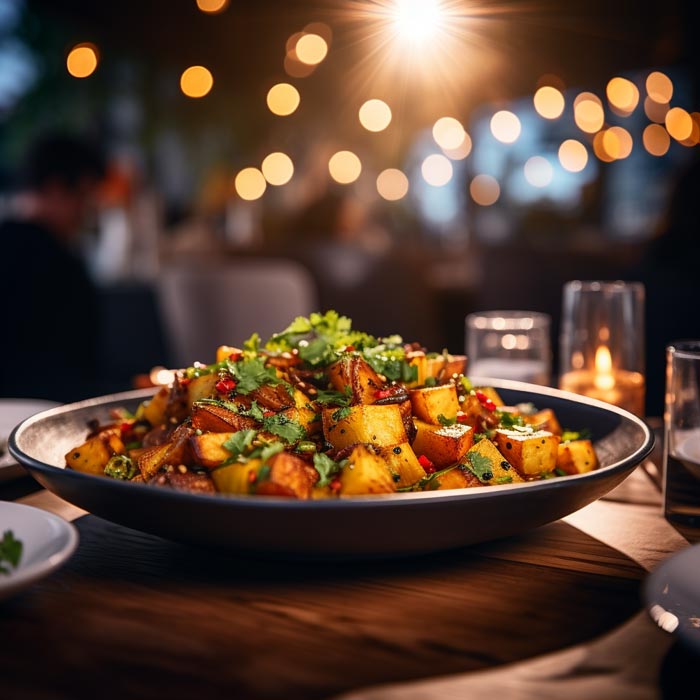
[559,280,645,416]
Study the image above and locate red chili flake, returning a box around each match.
[345,345,355,352]
[329,478,342,491]
[475,390,487,403]
[263,410,275,418]
[484,399,497,412]
[374,389,393,400]
[179,377,191,387]
[456,413,469,424]
[228,351,242,362]
[215,378,237,394]
[248,471,257,484]
[119,422,132,435]
[418,454,436,473]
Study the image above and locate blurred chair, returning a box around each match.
[156,258,319,368]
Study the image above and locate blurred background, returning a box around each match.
[0,0,698,414]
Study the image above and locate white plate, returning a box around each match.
[0,399,61,479]
[644,544,700,654]
[0,501,78,600]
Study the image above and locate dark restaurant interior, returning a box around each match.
[1,0,699,412]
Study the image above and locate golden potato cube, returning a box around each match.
[339,444,397,495]
[186,373,219,410]
[327,355,384,405]
[65,430,125,476]
[409,384,460,424]
[142,387,170,427]
[137,423,194,479]
[556,439,599,475]
[278,406,320,437]
[523,408,562,436]
[322,404,407,450]
[411,419,474,468]
[406,351,427,388]
[430,464,480,491]
[425,354,468,384]
[494,429,561,477]
[463,438,525,485]
[212,458,262,494]
[255,451,318,499]
[190,431,238,468]
[378,443,425,488]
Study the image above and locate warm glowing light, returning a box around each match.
[234,168,267,201]
[196,0,229,13]
[329,151,362,184]
[592,132,615,163]
[421,154,453,186]
[266,83,300,116]
[490,111,521,144]
[646,71,674,103]
[558,139,588,172]
[432,117,466,150]
[606,77,639,115]
[149,366,176,386]
[442,131,472,160]
[470,174,500,206]
[284,52,316,78]
[66,44,98,78]
[594,345,615,391]
[644,96,669,124]
[261,152,294,186]
[533,86,565,119]
[295,34,328,65]
[524,156,553,188]
[359,99,392,132]
[304,22,333,43]
[574,93,605,133]
[180,66,213,98]
[682,113,700,147]
[666,107,693,141]
[643,124,670,156]
[602,126,633,160]
[392,0,445,43]
[377,168,409,200]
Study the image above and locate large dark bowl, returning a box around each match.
[9,379,654,559]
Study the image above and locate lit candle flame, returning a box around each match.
[593,345,615,391]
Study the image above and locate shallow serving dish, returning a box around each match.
[9,379,654,559]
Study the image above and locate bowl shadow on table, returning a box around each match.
[0,512,650,700]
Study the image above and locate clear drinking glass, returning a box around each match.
[663,340,700,541]
[559,280,645,416]
[465,310,551,385]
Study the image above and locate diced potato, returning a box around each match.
[190,431,238,468]
[523,408,562,436]
[556,439,599,475]
[186,374,219,410]
[463,438,525,485]
[425,354,467,383]
[65,430,125,476]
[255,451,318,499]
[293,388,313,409]
[457,393,484,429]
[212,458,262,495]
[493,429,561,477]
[406,351,427,388]
[277,406,320,437]
[409,384,460,424]
[249,383,295,411]
[142,387,170,427]
[411,419,474,468]
[338,444,397,495]
[190,403,257,433]
[137,423,194,479]
[327,355,384,405]
[322,404,407,451]
[430,464,481,491]
[377,443,425,488]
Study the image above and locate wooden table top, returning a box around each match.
[0,456,693,700]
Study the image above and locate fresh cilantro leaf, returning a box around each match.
[437,414,456,426]
[494,475,513,484]
[0,530,22,575]
[554,468,568,477]
[262,414,306,443]
[424,376,438,387]
[465,452,494,482]
[497,411,526,429]
[298,337,330,365]
[313,452,343,487]
[561,428,592,442]
[315,386,352,406]
[231,357,281,394]
[223,429,257,458]
[245,401,265,421]
[259,442,284,463]
[195,397,241,413]
[242,332,261,356]
[331,406,352,422]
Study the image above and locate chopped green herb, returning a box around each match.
[465,452,494,482]
[561,428,592,442]
[554,468,568,477]
[494,475,513,484]
[313,452,343,487]
[0,530,22,574]
[497,411,526,429]
[262,414,306,444]
[222,429,257,459]
[315,386,352,406]
[229,356,281,394]
[437,414,456,426]
[424,376,438,387]
[331,406,352,422]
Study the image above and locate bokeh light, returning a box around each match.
[196,0,229,14]
[442,131,472,160]
[180,66,213,98]
[470,175,500,206]
[432,117,466,150]
[644,96,670,123]
[234,168,267,201]
[574,92,605,133]
[295,34,328,65]
[421,154,453,186]
[329,151,362,184]
[266,83,300,116]
[66,43,98,78]
[558,139,588,172]
[490,111,521,144]
[642,124,670,156]
[665,107,693,141]
[606,77,639,115]
[646,71,674,103]
[533,86,565,119]
[603,126,633,159]
[377,168,409,200]
[592,131,615,163]
[261,152,294,186]
[523,156,553,187]
[359,99,392,132]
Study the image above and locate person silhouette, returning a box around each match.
[0,131,107,402]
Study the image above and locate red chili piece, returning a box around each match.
[418,454,436,474]
[228,351,242,362]
[179,377,191,387]
[263,410,275,418]
[215,378,237,394]
[374,389,393,400]
[475,390,487,403]
[119,422,132,435]
[484,399,497,412]
[456,413,469,424]
[329,478,342,492]
[248,471,257,484]
[345,345,355,352]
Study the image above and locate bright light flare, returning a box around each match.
[421,153,453,186]
[392,0,446,43]
[66,43,99,78]
[329,151,362,184]
[377,168,409,200]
